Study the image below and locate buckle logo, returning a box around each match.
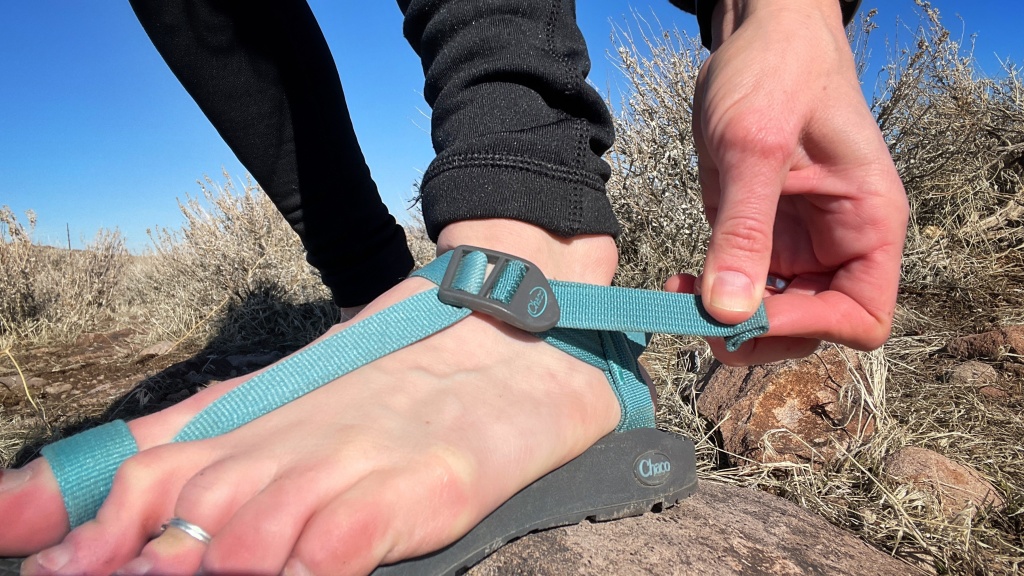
[634,451,672,486]
[527,286,548,318]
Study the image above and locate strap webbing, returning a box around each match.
[173,289,471,442]
[40,249,768,527]
[40,420,138,528]
[413,252,768,352]
[175,250,491,442]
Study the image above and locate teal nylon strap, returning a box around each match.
[39,248,767,527]
[550,283,767,352]
[40,251,492,528]
[40,420,138,528]
[600,331,656,430]
[174,250,491,442]
[411,250,768,429]
[412,253,769,352]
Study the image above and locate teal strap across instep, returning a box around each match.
[39,248,769,528]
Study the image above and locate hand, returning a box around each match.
[665,0,909,365]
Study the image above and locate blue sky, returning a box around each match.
[0,2,1019,251]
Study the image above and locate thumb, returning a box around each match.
[700,162,783,325]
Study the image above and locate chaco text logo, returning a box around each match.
[634,451,672,486]
[527,286,548,318]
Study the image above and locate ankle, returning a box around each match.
[436,220,618,285]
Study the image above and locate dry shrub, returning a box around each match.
[403,214,437,269]
[607,18,709,290]
[876,1,1024,328]
[1,1,1020,573]
[609,4,1022,574]
[132,174,337,351]
[0,206,128,347]
[872,6,1024,569]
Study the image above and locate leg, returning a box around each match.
[401,0,620,241]
[1,2,629,574]
[130,0,414,307]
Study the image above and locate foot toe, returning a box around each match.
[0,460,68,555]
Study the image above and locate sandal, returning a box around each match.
[3,246,768,575]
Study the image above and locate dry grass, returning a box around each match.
[0,206,129,349]
[606,17,709,290]
[878,2,1024,330]
[128,173,338,353]
[608,3,1023,574]
[404,213,438,269]
[1,2,1022,573]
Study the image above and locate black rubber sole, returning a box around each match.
[373,427,697,576]
[0,428,696,576]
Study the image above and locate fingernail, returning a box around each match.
[709,271,756,312]
[116,557,154,576]
[0,467,31,492]
[282,558,314,576]
[36,544,73,572]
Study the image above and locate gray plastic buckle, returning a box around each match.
[438,245,560,333]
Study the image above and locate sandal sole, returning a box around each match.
[0,429,695,576]
[373,427,697,575]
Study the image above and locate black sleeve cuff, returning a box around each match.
[667,0,696,12]
[670,0,863,50]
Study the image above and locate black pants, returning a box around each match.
[130,0,618,308]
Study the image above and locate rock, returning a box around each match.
[74,332,104,348]
[945,326,1024,361]
[0,376,48,396]
[978,386,1009,399]
[43,382,73,395]
[1,377,49,389]
[882,447,1005,517]
[948,361,1000,388]
[74,328,135,349]
[137,341,175,361]
[1003,326,1024,354]
[471,482,911,575]
[695,346,874,466]
[67,329,139,367]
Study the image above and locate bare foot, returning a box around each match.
[0,221,624,576]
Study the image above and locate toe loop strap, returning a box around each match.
[40,419,138,528]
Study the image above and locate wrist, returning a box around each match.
[436,219,618,285]
[705,0,849,50]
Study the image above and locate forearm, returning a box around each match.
[668,0,861,49]
[709,0,848,50]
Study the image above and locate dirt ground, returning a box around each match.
[1,328,286,468]
[2,314,1022,574]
